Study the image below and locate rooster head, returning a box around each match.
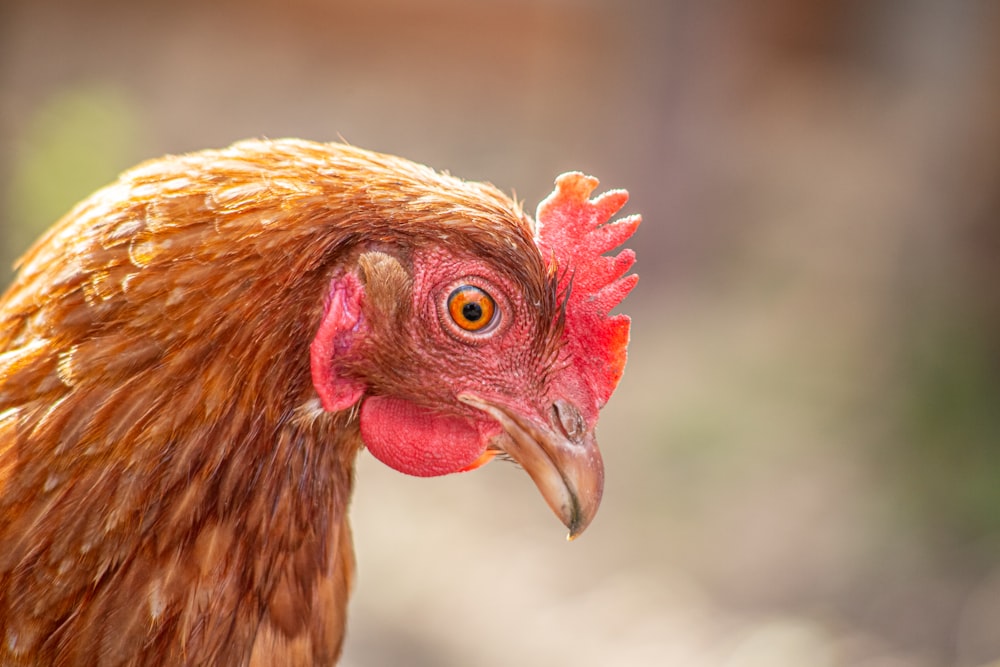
[309,156,639,538]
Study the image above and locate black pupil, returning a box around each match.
[462,302,483,322]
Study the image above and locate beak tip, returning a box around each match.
[562,497,597,541]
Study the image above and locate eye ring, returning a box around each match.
[447,285,497,333]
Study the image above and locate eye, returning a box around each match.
[447,285,496,332]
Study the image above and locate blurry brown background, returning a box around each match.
[3,1,1000,665]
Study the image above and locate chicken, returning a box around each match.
[0,139,638,665]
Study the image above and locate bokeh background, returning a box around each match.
[3,1,1000,665]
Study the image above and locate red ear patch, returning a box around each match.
[310,272,366,411]
[535,173,640,407]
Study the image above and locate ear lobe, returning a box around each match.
[311,271,366,412]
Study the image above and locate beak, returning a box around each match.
[458,394,604,539]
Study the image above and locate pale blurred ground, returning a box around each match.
[3,1,1000,665]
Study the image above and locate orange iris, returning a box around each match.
[447,285,496,332]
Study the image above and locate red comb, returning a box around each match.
[535,173,640,407]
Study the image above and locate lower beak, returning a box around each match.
[458,394,604,539]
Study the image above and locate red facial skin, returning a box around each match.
[313,246,561,477]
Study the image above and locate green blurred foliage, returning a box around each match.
[896,311,1000,547]
[4,84,142,274]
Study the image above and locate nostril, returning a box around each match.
[552,399,585,443]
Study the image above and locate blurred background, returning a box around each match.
[2,0,999,665]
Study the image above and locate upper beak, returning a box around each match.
[458,394,604,539]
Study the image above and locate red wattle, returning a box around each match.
[360,396,489,477]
